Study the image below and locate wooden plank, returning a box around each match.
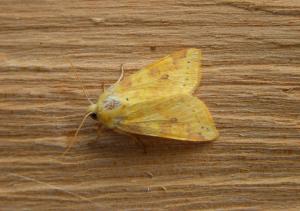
[0,0,299,210]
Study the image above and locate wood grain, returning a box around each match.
[0,0,299,210]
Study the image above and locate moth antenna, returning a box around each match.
[116,64,124,84]
[109,64,124,89]
[65,58,94,105]
[62,112,93,156]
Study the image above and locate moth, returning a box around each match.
[66,48,218,152]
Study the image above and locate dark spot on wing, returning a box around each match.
[170,117,178,123]
[201,126,210,131]
[160,74,169,80]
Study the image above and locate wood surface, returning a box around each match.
[0,0,299,210]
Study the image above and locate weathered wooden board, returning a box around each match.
[0,0,299,210]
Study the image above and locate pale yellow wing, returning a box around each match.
[106,48,202,103]
[114,94,219,141]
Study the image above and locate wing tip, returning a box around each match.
[207,129,220,141]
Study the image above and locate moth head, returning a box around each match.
[87,103,98,120]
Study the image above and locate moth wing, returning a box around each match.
[115,95,219,141]
[109,48,202,103]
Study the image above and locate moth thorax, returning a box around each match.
[103,96,121,111]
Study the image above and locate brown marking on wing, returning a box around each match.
[171,49,187,61]
[160,74,169,80]
[149,67,161,77]
[120,77,132,88]
[188,133,205,141]
[169,117,178,123]
[171,49,188,69]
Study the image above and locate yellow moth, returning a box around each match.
[67,48,218,152]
